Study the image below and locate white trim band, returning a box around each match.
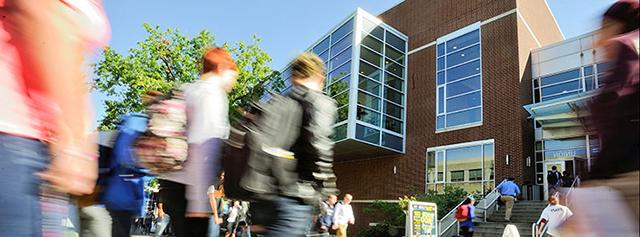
[408,9,518,56]
[516,10,542,47]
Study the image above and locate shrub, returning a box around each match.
[356,186,469,236]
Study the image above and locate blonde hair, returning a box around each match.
[291,52,325,79]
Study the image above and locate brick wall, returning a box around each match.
[332,0,562,233]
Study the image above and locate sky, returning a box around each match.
[92,0,616,125]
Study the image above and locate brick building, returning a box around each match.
[265,0,570,232]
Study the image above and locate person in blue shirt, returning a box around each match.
[103,113,149,237]
[496,178,521,222]
[458,197,476,237]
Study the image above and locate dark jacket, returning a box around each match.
[588,31,639,179]
[288,85,339,197]
[241,85,338,203]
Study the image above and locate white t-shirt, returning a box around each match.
[540,204,573,236]
[333,203,354,225]
[227,206,239,222]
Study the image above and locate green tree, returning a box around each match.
[93,23,281,130]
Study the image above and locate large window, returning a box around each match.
[354,17,406,152]
[533,62,612,103]
[436,23,482,131]
[427,140,495,194]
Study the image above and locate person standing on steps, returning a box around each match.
[496,178,521,222]
[537,196,573,237]
[547,166,563,196]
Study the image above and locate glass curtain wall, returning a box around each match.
[427,141,495,195]
[435,23,482,131]
[355,15,407,152]
[262,9,407,154]
[532,62,612,103]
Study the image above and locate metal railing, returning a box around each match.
[564,175,581,208]
[438,180,507,236]
[476,179,507,222]
[531,216,550,237]
[438,196,468,237]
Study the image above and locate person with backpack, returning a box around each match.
[333,194,355,237]
[230,52,338,237]
[456,196,476,237]
[157,47,238,237]
[547,166,563,196]
[319,194,338,233]
[103,113,149,237]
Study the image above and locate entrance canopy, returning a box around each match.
[524,92,596,139]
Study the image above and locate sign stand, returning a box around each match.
[406,201,438,237]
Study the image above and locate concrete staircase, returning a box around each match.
[472,201,547,237]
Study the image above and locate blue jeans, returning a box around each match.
[265,197,313,237]
[155,213,171,237]
[208,216,221,237]
[108,210,136,237]
[0,134,49,236]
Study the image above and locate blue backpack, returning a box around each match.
[103,113,148,212]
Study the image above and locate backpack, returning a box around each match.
[455,205,470,222]
[134,88,188,174]
[221,93,304,201]
[547,171,560,186]
[103,114,147,212]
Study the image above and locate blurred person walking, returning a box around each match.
[559,1,640,236]
[0,0,109,236]
[588,0,639,197]
[333,194,355,237]
[158,47,238,237]
[103,113,149,237]
[496,178,521,222]
[537,196,573,237]
[238,52,339,237]
[74,131,118,237]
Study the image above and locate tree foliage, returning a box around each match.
[93,23,280,130]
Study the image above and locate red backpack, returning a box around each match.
[455,205,470,221]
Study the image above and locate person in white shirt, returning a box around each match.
[157,48,238,237]
[333,194,355,237]
[225,201,241,237]
[538,196,573,237]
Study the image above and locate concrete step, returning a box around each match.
[473,222,532,237]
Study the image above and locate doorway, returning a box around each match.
[542,160,568,200]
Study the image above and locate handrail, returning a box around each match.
[438,179,507,236]
[532,214,550,237]
[478,179,507,222]
[437,196,468,236]
[564,175,580,208]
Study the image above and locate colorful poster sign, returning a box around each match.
[406,201,438,237]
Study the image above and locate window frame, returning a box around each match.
[425,139,495,193]
[435,22,483,132]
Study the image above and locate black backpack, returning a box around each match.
[221,93,304,201]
